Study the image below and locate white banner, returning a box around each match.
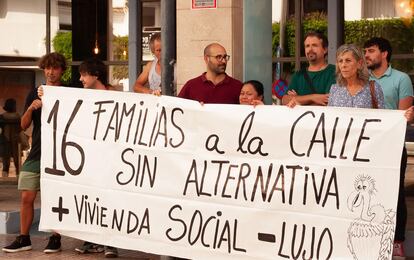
[40,86,406,259]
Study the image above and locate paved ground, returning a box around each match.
[0,233,160,259]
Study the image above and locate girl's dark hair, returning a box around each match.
[242,80,264,98]
[79,58,108,86]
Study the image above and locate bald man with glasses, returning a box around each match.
[178,43,242,104]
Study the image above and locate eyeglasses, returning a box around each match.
[207,54,230,62]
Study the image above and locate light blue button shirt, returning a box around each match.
[369,66,413,110]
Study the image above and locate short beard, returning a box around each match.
[367,61,381,70]
[367,63,381,70]
[307,54,323,65]
[211,64,226,75]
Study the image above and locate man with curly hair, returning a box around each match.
[2,52,66,254]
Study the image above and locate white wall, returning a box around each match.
[0,0,60,58]
[112,0,125,8]
[58,0,71,26]
[271,0,364,22]
[113,8,128,36]
[272,0,282,22]
[344,0,363,21]
[112,0,129,36]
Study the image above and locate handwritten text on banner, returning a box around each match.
[40,86,406,259]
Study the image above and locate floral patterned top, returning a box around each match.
[328,82,385,109]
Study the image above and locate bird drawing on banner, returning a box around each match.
[347,175,395,260]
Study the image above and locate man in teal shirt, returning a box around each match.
[282,31,336,106]
[364,37,413,258]
[365,37,413,109]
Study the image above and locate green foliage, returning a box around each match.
[272,13,414,73]
[272,14,327,56]
[52,31,72,85]
[344,18,414,72]
[112,35,129,79]
[51,33,130,82]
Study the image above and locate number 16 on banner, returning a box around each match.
[45,99,85,176]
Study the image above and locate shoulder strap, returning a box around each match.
[301,68,317,94]
[369,80,378,109]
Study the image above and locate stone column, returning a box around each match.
[176,0,243,92]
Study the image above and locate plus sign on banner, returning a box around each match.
[40,86,406,260]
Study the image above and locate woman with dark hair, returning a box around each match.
[0,98,22,177]
[239,80,264,106]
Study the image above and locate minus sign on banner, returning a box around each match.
[257,233,276,243]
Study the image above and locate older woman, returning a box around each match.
[239,80,264,106]
[133,32,161,95]
[328,44,384,108]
